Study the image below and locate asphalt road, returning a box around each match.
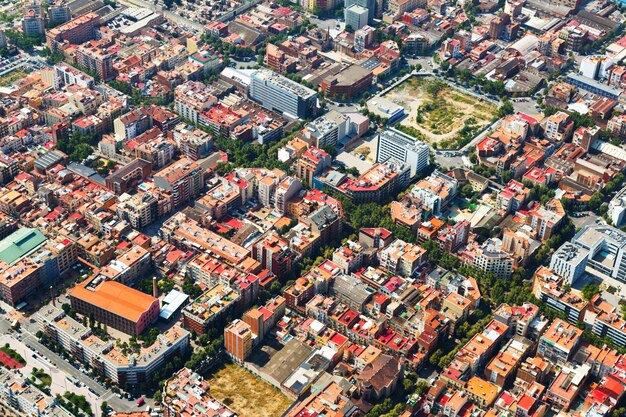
[0,310,140,415]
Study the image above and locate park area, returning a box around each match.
[385,76,498,149]
[206,363,293,417]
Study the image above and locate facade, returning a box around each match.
[46,12,100,51]
[345,4,369,30]
[376,129,430,177]
[537,319,582,363]
[567,225,626,283]
[549,242,588,285]
[609,185,626,228]
[37,306,189,384]
[22,1,45,37]
[224,319,253,363]
[250,70,318,119]
[153,158,204,207]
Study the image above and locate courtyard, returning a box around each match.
[384,76,498,149]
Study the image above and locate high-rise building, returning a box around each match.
[345,4,368,31]
[376,129,430,177]
[224,319,253,363]
[22,1,45,37]
[345,0,375,23]
[250,70,318,119]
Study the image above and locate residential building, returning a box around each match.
[224,319,253,363]
[537,319,582,363]
[182,284,240,335]
[38,306,189,385]
[153,158,204,207]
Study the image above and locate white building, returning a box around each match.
[549,242,589,285]
[609,185,626,227]
[376,129,430,177]
[345,4,369,30]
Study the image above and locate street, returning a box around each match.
[0,304,142,416]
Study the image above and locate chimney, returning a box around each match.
[153,277,158,298]
[50,286,55,307]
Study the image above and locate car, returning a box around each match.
[137,398,145,406]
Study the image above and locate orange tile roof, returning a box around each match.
[70,279,158,322]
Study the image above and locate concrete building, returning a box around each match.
[345,0,376,23]
[116,192,158,229]
[376,129,430,177]
[48,0,71,24]
[250,70,318,119]
[38,306,189,385]
[22,1,45,37]
[153,158,204,207]
[568,225,626,283]
[609,185,626,228]
[224,319,253,363]
[345,4,369,31]
[549,242,589,285]
[537,318,582,363]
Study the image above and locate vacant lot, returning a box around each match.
[206,363,293,417]
[385,76,498,149]
[0,69,27,87]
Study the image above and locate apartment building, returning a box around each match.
[224,319,253,363]
[538,319,582,363]
[116,192,158,229]
[46,12,100,51]
[153,158,204,207]
[182,284,240,335]
[38,306,189,384]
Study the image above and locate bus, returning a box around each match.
[10,319,19,330]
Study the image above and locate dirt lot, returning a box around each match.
[385,77,497,148]
[206,363,293,417]
[0,69,27,87]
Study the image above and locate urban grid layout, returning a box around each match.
[2,0,626,416]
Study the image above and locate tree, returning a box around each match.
[411,380,429,397]
[100,401,109,417]
[498,100,514,117]
[429,349,443,367]
[581,283,600,301]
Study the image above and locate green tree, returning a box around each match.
[498,100,514,117]
[100,401,108,417]
[581,283,600,301]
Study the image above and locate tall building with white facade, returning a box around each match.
[564,225,626,283]
[549,242,589,285]
[376,129,429,177]
[250,70,318,119]
[345,4,368,31]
